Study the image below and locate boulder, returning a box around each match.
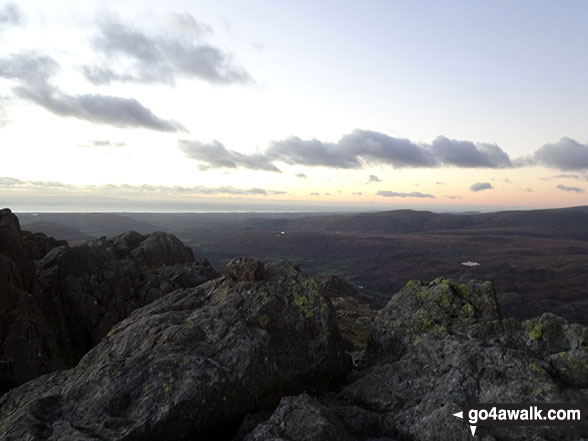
[226,256,264,281]
[0,261,350,441]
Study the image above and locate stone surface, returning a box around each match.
[225,256,265,281]
[0,261,351,441]
[0,209,218,391]
[238,278,588,441]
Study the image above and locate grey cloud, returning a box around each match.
[178,139,280,172]
[295,173,307,178]
[266,130,511,170]
[84,16,252,86]
[0,52,59,84]
[444,195,463,199]
[267,136,361,169]
[0,52,184,132]
[436,181,446,185]
[310,192,320,196]
[15,83,183,132]
[556,184,584,193]
[376,191,435,198]
[470,182,493,192]
[0,3,22,28]
[368,174,381,182]
[431,136,512,168]
[533,137,588,170]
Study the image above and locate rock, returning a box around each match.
[35,231,217,363]
[0,210,218,392]
[226,256,264,281]
[239,278,588,441]
[0,261,351,441]
[0,209,67,392]
[364,278,502,364]
[241,393,387,441]
[20,230,67,260]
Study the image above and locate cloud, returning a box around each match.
[430,136,512,168]
[265,129,511,170]
[83,15,252,86]
[15,82,184,132]
[178,139,280,172]
[521,188,533,192]
[376,191,435,198]
[556,184,584,193]
[295,173,307,178]
[444,195,463,199]
[436,181,446,185]
[533,137,588,170]
[353,192,363,195]
[0,3,22,29]
[0,177,285,196]
[368,174,381,182]
[0,52,59,84]
[470,182,493,192]
[79,140,127,148]
[0,52,184,132]
[310,192,320,196]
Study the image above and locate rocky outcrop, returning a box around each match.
[0,209,218,391]
[226,256,265,281]
[236,278,588,441]
[0,260,351,441]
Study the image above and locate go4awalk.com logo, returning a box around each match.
[453,403,585,436]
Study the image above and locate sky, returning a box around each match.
[1,0,588,212]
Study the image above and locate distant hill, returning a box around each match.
[22,221,95,244]
[18,213,158,237]
[118,206,588,323]
[16,206,588,323]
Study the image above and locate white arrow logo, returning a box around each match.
[453,410,476,436]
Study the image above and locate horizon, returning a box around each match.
[2,1,588,211]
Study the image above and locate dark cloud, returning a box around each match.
[178,139,280,172]
[267,136,361,169]
[368,174,381,182]
[556,184,584,193]
[0,3,22,28]
[533,137,588,170]
[376,191,435,198]
[84,15,252,86]
[431,136,512,168]
[15,83,183,132]
[470,182,493,192]
[266,130,511,170]
[295,173,307,178]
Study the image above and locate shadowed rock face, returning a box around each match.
[0,260,351,441]
[238,279,588,441]
[0,209,218,391]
